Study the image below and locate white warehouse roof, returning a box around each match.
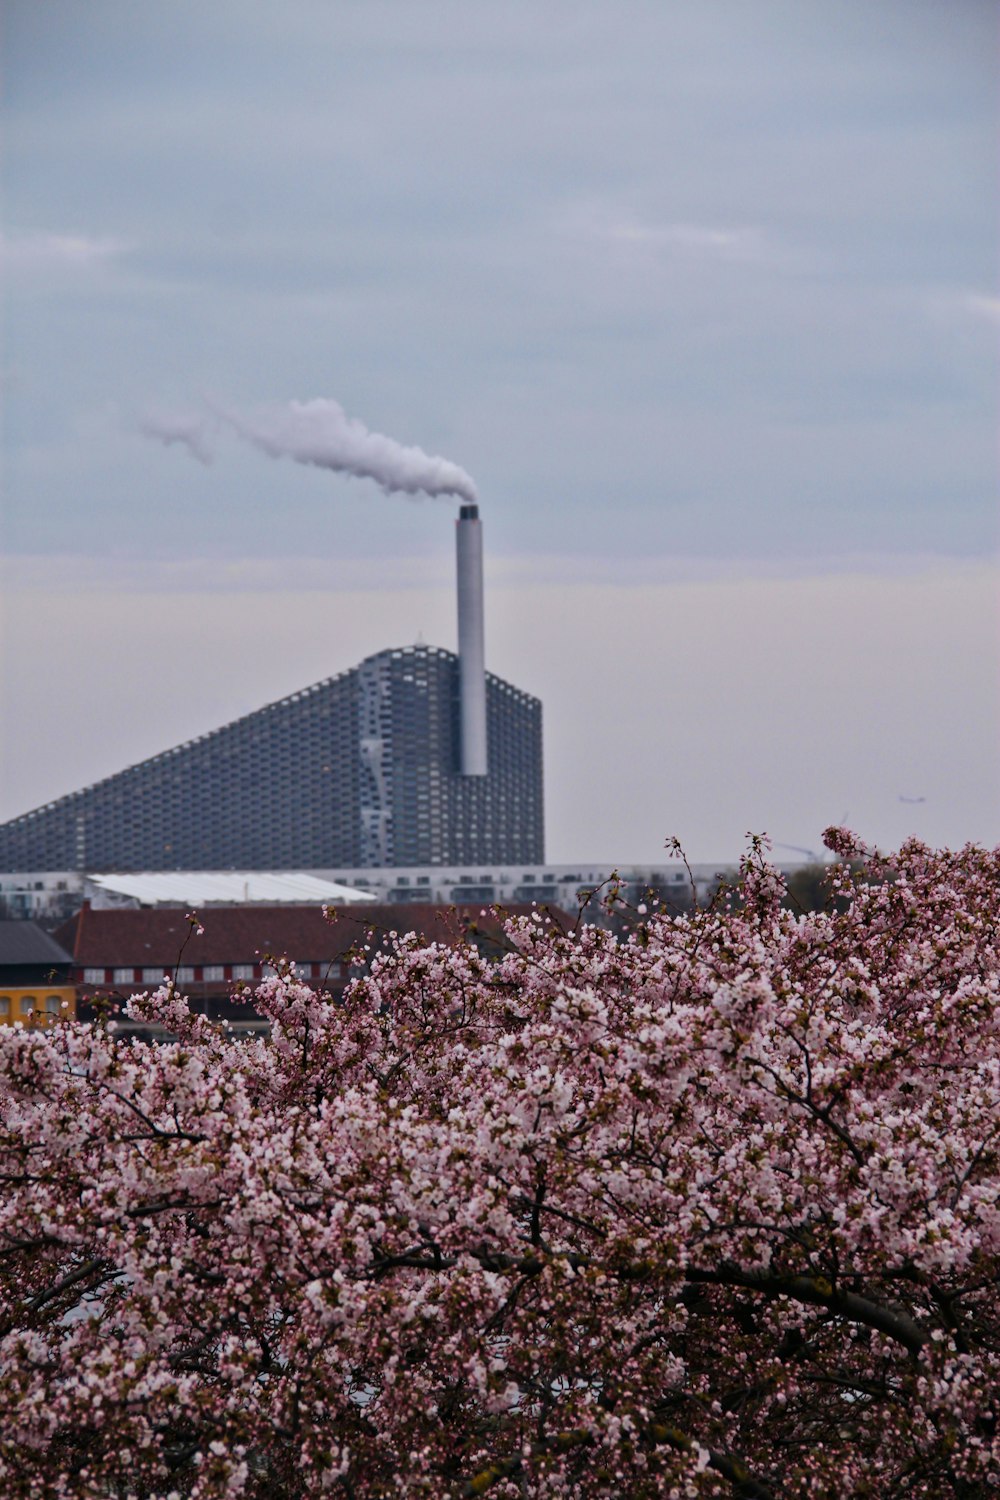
[87,872,377,907]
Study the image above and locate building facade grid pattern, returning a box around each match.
[0,647,542,871]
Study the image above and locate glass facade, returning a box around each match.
[0,646,543,872]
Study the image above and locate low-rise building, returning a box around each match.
[314,862,729,911]
[0,921,76,1027]
[0,861,740,926]
[55,901,536,1036]
[0,873,81,925]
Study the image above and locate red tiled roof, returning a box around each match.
[55,903,530,968]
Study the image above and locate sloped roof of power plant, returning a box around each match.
[88,872,377,907]
[0,643,544,874]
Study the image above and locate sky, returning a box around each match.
[1,0,997,864]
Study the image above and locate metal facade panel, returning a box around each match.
[0,646,543,871]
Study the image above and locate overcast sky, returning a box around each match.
[2,1,997,863]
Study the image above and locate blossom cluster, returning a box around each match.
[0,834,998,1496]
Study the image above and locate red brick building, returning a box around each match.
[56,902,532,1032]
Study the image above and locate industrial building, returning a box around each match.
[0,505,544,873]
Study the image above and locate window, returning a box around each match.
[83,968,105,985]
[20,997,35,1016]
[232,964,254,981]
[113,967,135,984]
[296,963,312,979]
[0,997,9,1018]
[142,967,165,984]
[175,966,194,984]
[45,996,62,1016]
[202,965,224,983]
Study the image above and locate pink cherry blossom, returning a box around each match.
[0,833,998,1496]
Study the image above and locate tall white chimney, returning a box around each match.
[456,502,487,775]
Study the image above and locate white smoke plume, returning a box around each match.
[141,395,477,503]
[139,409,215,466]
[217,397,477,502]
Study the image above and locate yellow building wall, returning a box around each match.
[0,987,77,1027]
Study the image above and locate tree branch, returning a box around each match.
[686,1266,927,1356]
[461,1420,775,1498]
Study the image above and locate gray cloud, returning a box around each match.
[2,0,997,857]
[0,229,133,273]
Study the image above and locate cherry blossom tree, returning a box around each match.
[0,831,998,1497]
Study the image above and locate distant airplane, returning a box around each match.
[898,794,927,804]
